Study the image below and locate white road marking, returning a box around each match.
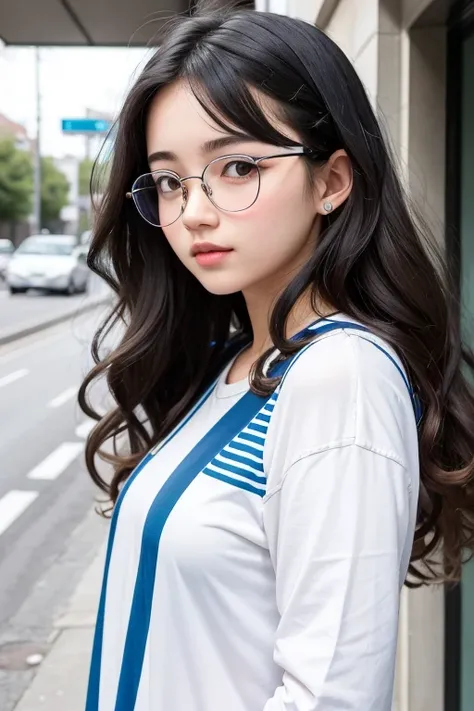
[75,419,95,439]
[48,386,78,409]
[0,368,29,388]
[0,490,39,537]
[27,442,84,481]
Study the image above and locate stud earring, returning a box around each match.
[323,201,333,213]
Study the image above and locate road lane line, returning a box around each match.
[27,442,84,481]
[0,368,29,388]
[0,490,39,537]
[75,419,96,439]
[48,386,78,408]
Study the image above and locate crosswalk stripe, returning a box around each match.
[0,490,39,536]
[27,442,84,481]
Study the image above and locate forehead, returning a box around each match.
[145,80,298,155]
[147,81,213,139]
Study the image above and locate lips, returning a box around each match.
[191,242,233,256]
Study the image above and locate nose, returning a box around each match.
[181,178,219,231]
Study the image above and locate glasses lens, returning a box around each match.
[204,156,260,212]
[132,171,183,227]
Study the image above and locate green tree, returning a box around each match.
[79,157,94,196]
[41,157,69,222]
[0,138,34,222]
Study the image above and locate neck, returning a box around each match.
[242,280,333,359]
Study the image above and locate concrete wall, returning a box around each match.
[404,25,446,244]
[320,0,403,140]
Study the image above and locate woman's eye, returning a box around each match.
[156,176,181,193]
[223,161,256,178]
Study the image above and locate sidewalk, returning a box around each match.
[13,544,105,711]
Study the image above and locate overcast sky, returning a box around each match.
[0,45,152,158]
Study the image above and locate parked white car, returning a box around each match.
[80,229,92,246]
[6,234,89,295]
[0,238,15,279]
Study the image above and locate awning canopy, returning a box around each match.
[0,0,194,46]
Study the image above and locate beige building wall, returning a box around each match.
[311,0,446,240]
[406,26,446,245]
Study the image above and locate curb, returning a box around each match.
[0,294,113,347]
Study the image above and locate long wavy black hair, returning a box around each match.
[78,7,474,585]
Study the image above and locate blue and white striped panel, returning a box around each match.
[202,391,279,496]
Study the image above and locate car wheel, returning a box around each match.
[64,279,75,296]
[9,286,27,295]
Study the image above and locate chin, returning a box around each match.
[200,281,244,296]
[195,271,251,296]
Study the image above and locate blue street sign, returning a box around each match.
[61,118,112,134]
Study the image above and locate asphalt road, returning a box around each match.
[0,305,115,711]
[0,274,107,340]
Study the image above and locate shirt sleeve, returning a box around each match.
[262,442,413,711]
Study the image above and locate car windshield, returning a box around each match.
[16,239,74,256]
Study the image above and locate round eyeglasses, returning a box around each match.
[125,146,312,228]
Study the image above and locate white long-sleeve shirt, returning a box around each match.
[85,314,420,711]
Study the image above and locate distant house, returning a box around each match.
[0,113,34,152]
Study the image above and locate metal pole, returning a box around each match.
[33,46,41,234]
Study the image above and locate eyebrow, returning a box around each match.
[147,133,265,164]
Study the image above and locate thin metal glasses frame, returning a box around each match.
[125,145,313,227]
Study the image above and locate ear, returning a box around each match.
[312,149,353,214]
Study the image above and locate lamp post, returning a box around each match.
[33,46,41,234]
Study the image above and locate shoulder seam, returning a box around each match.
[263,440,408,503]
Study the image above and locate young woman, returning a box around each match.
[79,8,474,711]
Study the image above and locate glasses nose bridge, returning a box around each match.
[181,173,212,199]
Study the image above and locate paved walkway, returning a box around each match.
[14,543,105,711]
